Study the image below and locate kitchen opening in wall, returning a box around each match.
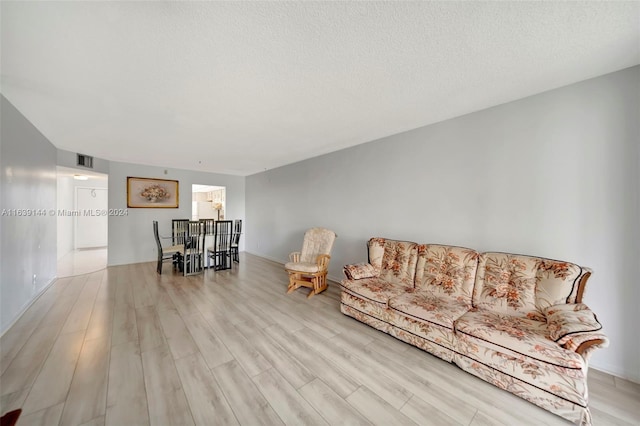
[56,166,109,277]
[192,184,226,220]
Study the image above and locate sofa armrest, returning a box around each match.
[544,303,609,359]
[558,332,609,360]
[343,262,378,280]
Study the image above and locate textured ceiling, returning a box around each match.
[1,2,638,176]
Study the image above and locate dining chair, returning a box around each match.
[206,220,232,270]
[229,219,242,264]
[182,220,205,276]
[285,227,337,298]
[200,218,215,236]
[172,219,189,246]
[153,220,183,274]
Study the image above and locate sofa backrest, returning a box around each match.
[368,238,418,288]
[415,244,479,305]
[473,252,589,318]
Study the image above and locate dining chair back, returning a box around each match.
[230,219,242,263]
[207,220,232,270]
[182,220,205,276]
[172,219,189,246]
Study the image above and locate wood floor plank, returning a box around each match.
[334,333,477,425]
[252,368,328,425]
[141,345,194,426]
[76,271,104,301]
[469,410,508,426]
[17,402,65,426]
[235,320,315,389]
[212,360,284,426]
[295,328,412,409]
[298,378,371,426]
[79,416,105,426]
[0,289,57,375]
[21,330,85,415]
[181,313,233,370]
[106,341,149,426]
[175,353,239,426]
[111,307,139,347]
[400,395,462,426]
[135,306,166,353]
[59,337,110,426]
[0,325,60,396]
[200,312,271,377]
[614,376,640,395]
[163,283,199,317]
[345,386,417,426]
[156,307,199,360]
[264,324,360,399]
[32,289,79,333]
[94,269,117,305]
[132,264,155,308]
[84,299,115,343]
[114,277,135,311]
[0,387,29,415]
[61,294,97,334]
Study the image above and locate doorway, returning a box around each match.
[56,166,108,277]
[191,184,226,220]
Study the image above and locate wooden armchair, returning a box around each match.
[285,227,337,298]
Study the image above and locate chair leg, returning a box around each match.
[287,273,299,293]
[307,273,328,298]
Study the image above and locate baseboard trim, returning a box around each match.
[0,276,57,337]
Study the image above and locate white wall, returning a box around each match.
[107,161,245,266]
[1,95,58,333]
[246,66,640,382]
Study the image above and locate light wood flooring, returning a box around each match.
[1,253,638,426]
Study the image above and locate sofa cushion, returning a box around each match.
[367,238,386,273]
[344,263,378,280]
[535,259,585,309]
[473,253,587,318]
[377,239,419,288]
[414,244,479,304]
[389,291,470,329]
[455,310,584,370]
[544,303,602,342]
[284,261,322,273]
[340,278,406,307]
[473,253,538,317]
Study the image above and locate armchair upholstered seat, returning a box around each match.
[285,227,337,298]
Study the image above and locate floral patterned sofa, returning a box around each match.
[340,238,608,425]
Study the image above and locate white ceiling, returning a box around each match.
[2,2,638,176]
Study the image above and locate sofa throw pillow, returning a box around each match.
[344,263,377,280]
[545,303,602,342]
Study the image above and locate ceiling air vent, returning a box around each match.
[76,153,94,169]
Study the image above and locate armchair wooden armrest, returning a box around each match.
[315,254,331,271]
[289,251,301,262]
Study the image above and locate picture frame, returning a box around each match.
[127,177,179,208]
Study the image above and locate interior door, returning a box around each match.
[75,187,108,248]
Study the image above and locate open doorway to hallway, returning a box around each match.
[56,166,108,277]
[191,184,226,220]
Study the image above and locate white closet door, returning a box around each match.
[76,187,108,248]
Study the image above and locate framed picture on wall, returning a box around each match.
[127,177,179,208]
